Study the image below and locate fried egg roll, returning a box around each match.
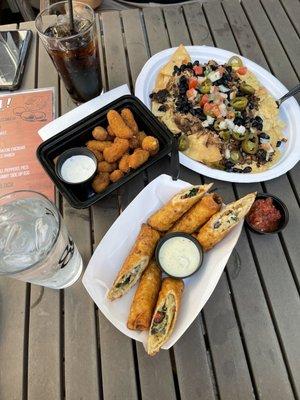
[147,183,213,231]
[198,192,256,251]
[127,260,162,331]
[107,224,160,301]
[169,193,222,234]
[147,278,184,356]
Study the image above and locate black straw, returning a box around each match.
[68,0,75,34]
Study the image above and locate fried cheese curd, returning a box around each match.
[92,126,108,141]
[92,172,110,193]
[107,110,133,139]
[110,169,124,183]
[142,136,159,156]
[103,138,130,163]
[119,153,131,173]
[129,149,150,169]
[86,140,112,152]
[90,149,104,162]
[98,161,117,173]
[121,108,139,134]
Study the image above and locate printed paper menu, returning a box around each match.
[0,88,55,200]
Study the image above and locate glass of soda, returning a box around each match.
[0,191,83,289]
[35,1,102,104]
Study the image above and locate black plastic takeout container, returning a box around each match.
[155,232,204,279]
[37,95,173,208]
[245,192,289,234]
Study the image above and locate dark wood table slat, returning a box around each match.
[222,0,269,70]
[278,0,300,36]
[163,5,192,46]
[261,0,300,74]
[121,9,149,85]
[241,0,299,95]
[63,204,100,400]
[101,11,130,89]
[203,0,239,53]
[25,24,61,400]
[227,230,295,400]
[143,7,170,54]
[183,2,214,46]
[0,21,34,400]
[204,274,254,400]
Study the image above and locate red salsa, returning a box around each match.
[247,198,282,232]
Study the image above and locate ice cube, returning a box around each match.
[35,217,52,252]
[5,223,36,255]
[3,253,40,270]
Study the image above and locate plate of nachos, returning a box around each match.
[135,45,300,182]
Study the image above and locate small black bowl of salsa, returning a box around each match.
[245,193,289,234]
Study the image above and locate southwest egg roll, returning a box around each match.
[147,278,184,356]
[198,192,256,251]
[147,183,213,231]
[169,193,222,234]
[127,260,162,331]
[107,224,160,301]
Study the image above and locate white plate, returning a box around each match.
[135,46,300,183]
[82,174,243,350]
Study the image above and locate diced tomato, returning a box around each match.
[203,102,214,115]
[200,94,209,107]
[237,66,248,75]
[188,77,198,90]
[212,105,222,118]
[186,88,197,100]
[153,311,165,324]
[193,65,203,75]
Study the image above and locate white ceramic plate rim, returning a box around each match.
[135,46,300,183]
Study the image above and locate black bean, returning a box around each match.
[233,117,244,126]
[158,105,167,112]
[150,89,169,103]
[243,166,252,173]
[214,221,221,229]
[256,149,267,163]
[233,167,243,173]
[258,132,270,140]
[193,60,200,66]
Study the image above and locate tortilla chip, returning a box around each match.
[183,133,222,163]
[155,44,191,91]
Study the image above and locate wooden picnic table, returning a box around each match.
[0,0,300,399]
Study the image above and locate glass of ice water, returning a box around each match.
[0,191,83,289]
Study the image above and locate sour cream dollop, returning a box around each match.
[158,235,202,278]
[60,155,96,184]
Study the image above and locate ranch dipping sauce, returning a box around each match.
[61,155,96,184]
[158,235,202,278]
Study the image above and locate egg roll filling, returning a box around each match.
[150,294,175,336]
[213,210,239,231]
[181,187,199,199]
[115,264,144,290]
